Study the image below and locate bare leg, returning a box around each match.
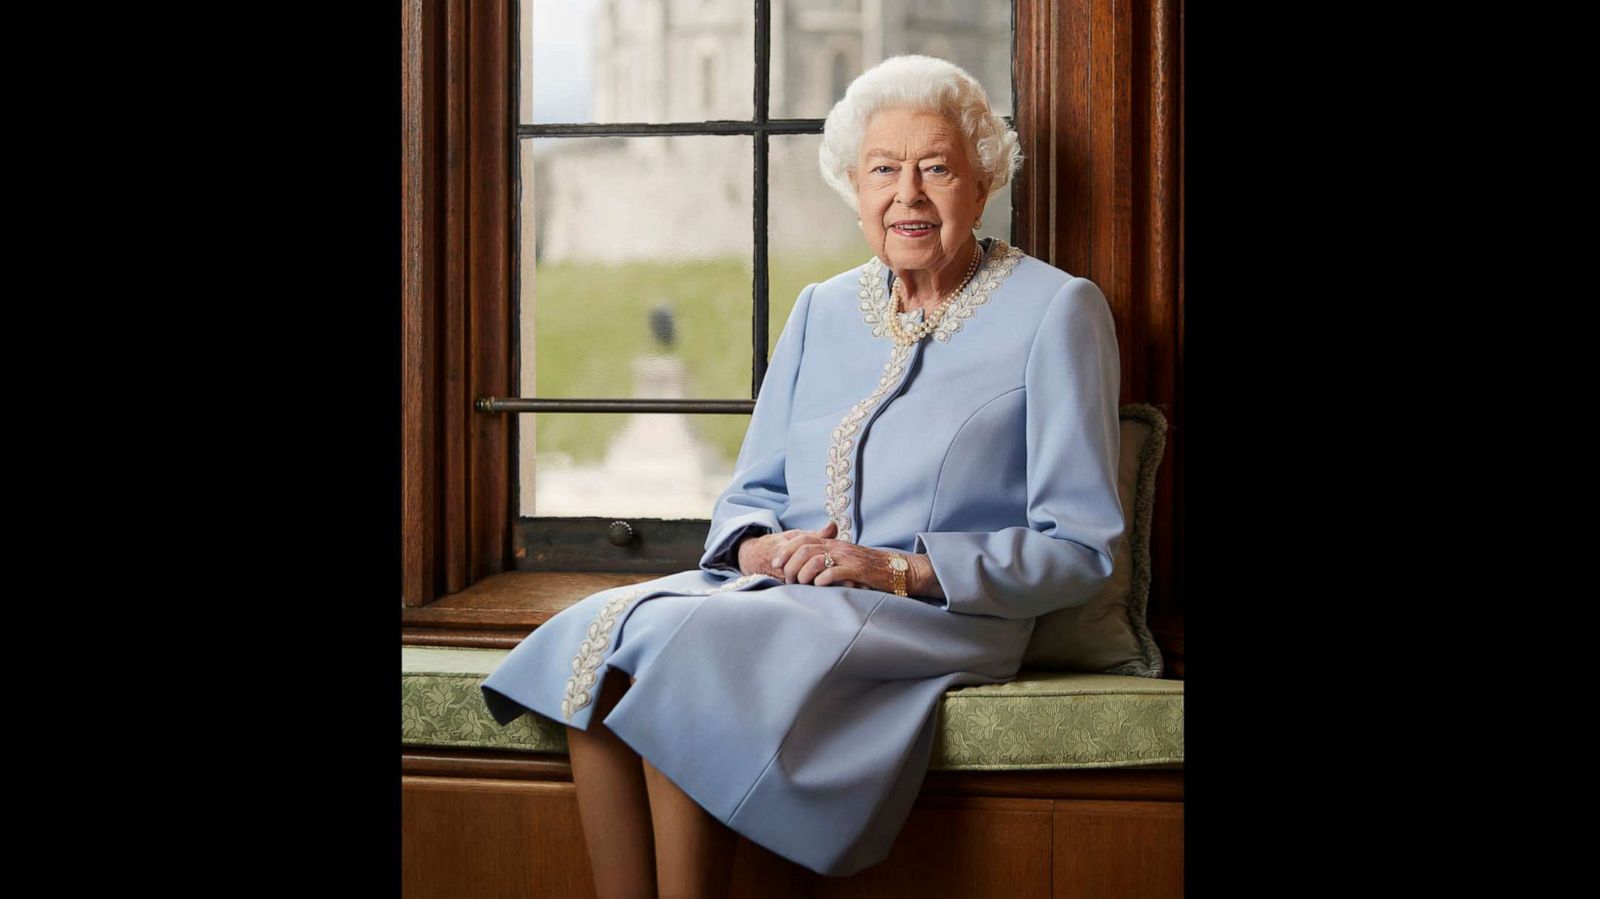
[566,668,656,899]
[642,747,738,899]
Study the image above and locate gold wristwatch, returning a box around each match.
[888,553,910,596]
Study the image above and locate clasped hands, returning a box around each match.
[737,520,928,595]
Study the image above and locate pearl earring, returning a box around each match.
[857,220,863,229]
[973,218,983,230]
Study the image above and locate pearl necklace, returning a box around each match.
[886,241,984,346]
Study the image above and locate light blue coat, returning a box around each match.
[479,236,1125,877]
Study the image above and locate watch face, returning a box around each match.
[890,556,909,571]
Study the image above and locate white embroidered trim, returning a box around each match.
[560,572,771,721]
[857,238,1025,343]
[824,341,915,544]
[712,572,770,592]
[830,239,1025,542]
[561,587,650,721]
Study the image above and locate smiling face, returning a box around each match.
[851,107,990,279]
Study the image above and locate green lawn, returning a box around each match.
[530,252,866,465]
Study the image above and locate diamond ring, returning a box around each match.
[823,552,835,568]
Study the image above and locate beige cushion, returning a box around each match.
[1022,403,1167,677]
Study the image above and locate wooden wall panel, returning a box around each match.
[401,0,440,607]
[401,769,1182,898]
[1053,799,1185,899]
[466,0,513,592]
[402,0,514,606]
[402,777,595,899]
[1016,0,1185,675]
[815,797,1054,899]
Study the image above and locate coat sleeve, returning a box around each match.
[699,282,819,576]
[912,277,1126,618]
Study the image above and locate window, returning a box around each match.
[507,0,1015,568]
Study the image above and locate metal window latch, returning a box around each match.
[608,521,636,547]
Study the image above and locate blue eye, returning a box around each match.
[871,165,894,174]
[925,165,949,174]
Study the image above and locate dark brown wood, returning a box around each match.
[401,571,660,640]
[1140,0,1183,682]
[401,761,1181,898]
[402,0,515,606]
[402,629,530,648]
[401,0,440,607]
[403,776,596,899]
[405,749,573,780]
[468,0,513,587]
[1015,0,1184,674]
[441,0,467,598]
[513,517,720,573]
[1168,0,1186,680]
[1053,799,1184,899]
[923,768,1183,802]
[403,749,1181,802]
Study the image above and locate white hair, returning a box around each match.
[818,55,1023,215]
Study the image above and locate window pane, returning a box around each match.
[520,412,750,518]
[521,0,755,125]
[519,135,755,401]
[768,133,866,354]
[775,0,1014,119]
[977,181,1013,246]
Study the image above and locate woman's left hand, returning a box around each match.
[770,520,899,591]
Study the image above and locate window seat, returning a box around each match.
[402,645,1183,771]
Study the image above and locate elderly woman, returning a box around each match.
[480,55,1124,895]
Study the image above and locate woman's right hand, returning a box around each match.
[736,530,786,578]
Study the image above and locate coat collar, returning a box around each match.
[856,237,1024,343]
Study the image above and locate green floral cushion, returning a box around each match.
[404,646,1182,771]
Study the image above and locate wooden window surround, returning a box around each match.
[400,0,1185,680]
